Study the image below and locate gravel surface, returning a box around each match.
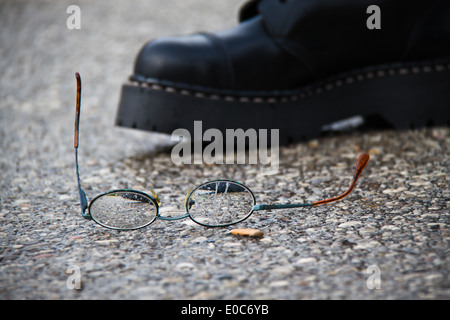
[0,0,449,300]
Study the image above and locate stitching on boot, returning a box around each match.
[128,60,450,104]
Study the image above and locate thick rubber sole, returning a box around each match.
[116,58,450,145]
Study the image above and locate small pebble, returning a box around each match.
[231,228,264,238]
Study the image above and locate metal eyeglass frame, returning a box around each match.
[74,73,370,230]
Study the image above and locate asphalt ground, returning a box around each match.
[0,0,448,301]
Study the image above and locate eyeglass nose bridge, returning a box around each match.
[154,188,193,221]
[156,213,190,221]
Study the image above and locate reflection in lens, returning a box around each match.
[89,191,158,230]
[187,180,255,227]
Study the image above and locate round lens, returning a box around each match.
[89,190,158,230]
[186,180,256,227]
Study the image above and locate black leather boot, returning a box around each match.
[116,0,450,145]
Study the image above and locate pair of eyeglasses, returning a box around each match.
[74,73,370,230]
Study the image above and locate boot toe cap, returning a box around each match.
[134,34,229,89]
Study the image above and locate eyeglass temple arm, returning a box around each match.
[252,153,370,211]
[74,72,81,149]
[74,72,90,219]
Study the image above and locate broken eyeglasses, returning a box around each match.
[74,73,370,230]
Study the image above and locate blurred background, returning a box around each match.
[0,0,244,160]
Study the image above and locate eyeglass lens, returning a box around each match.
[89,191,158,230]
[187,181,256,227]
